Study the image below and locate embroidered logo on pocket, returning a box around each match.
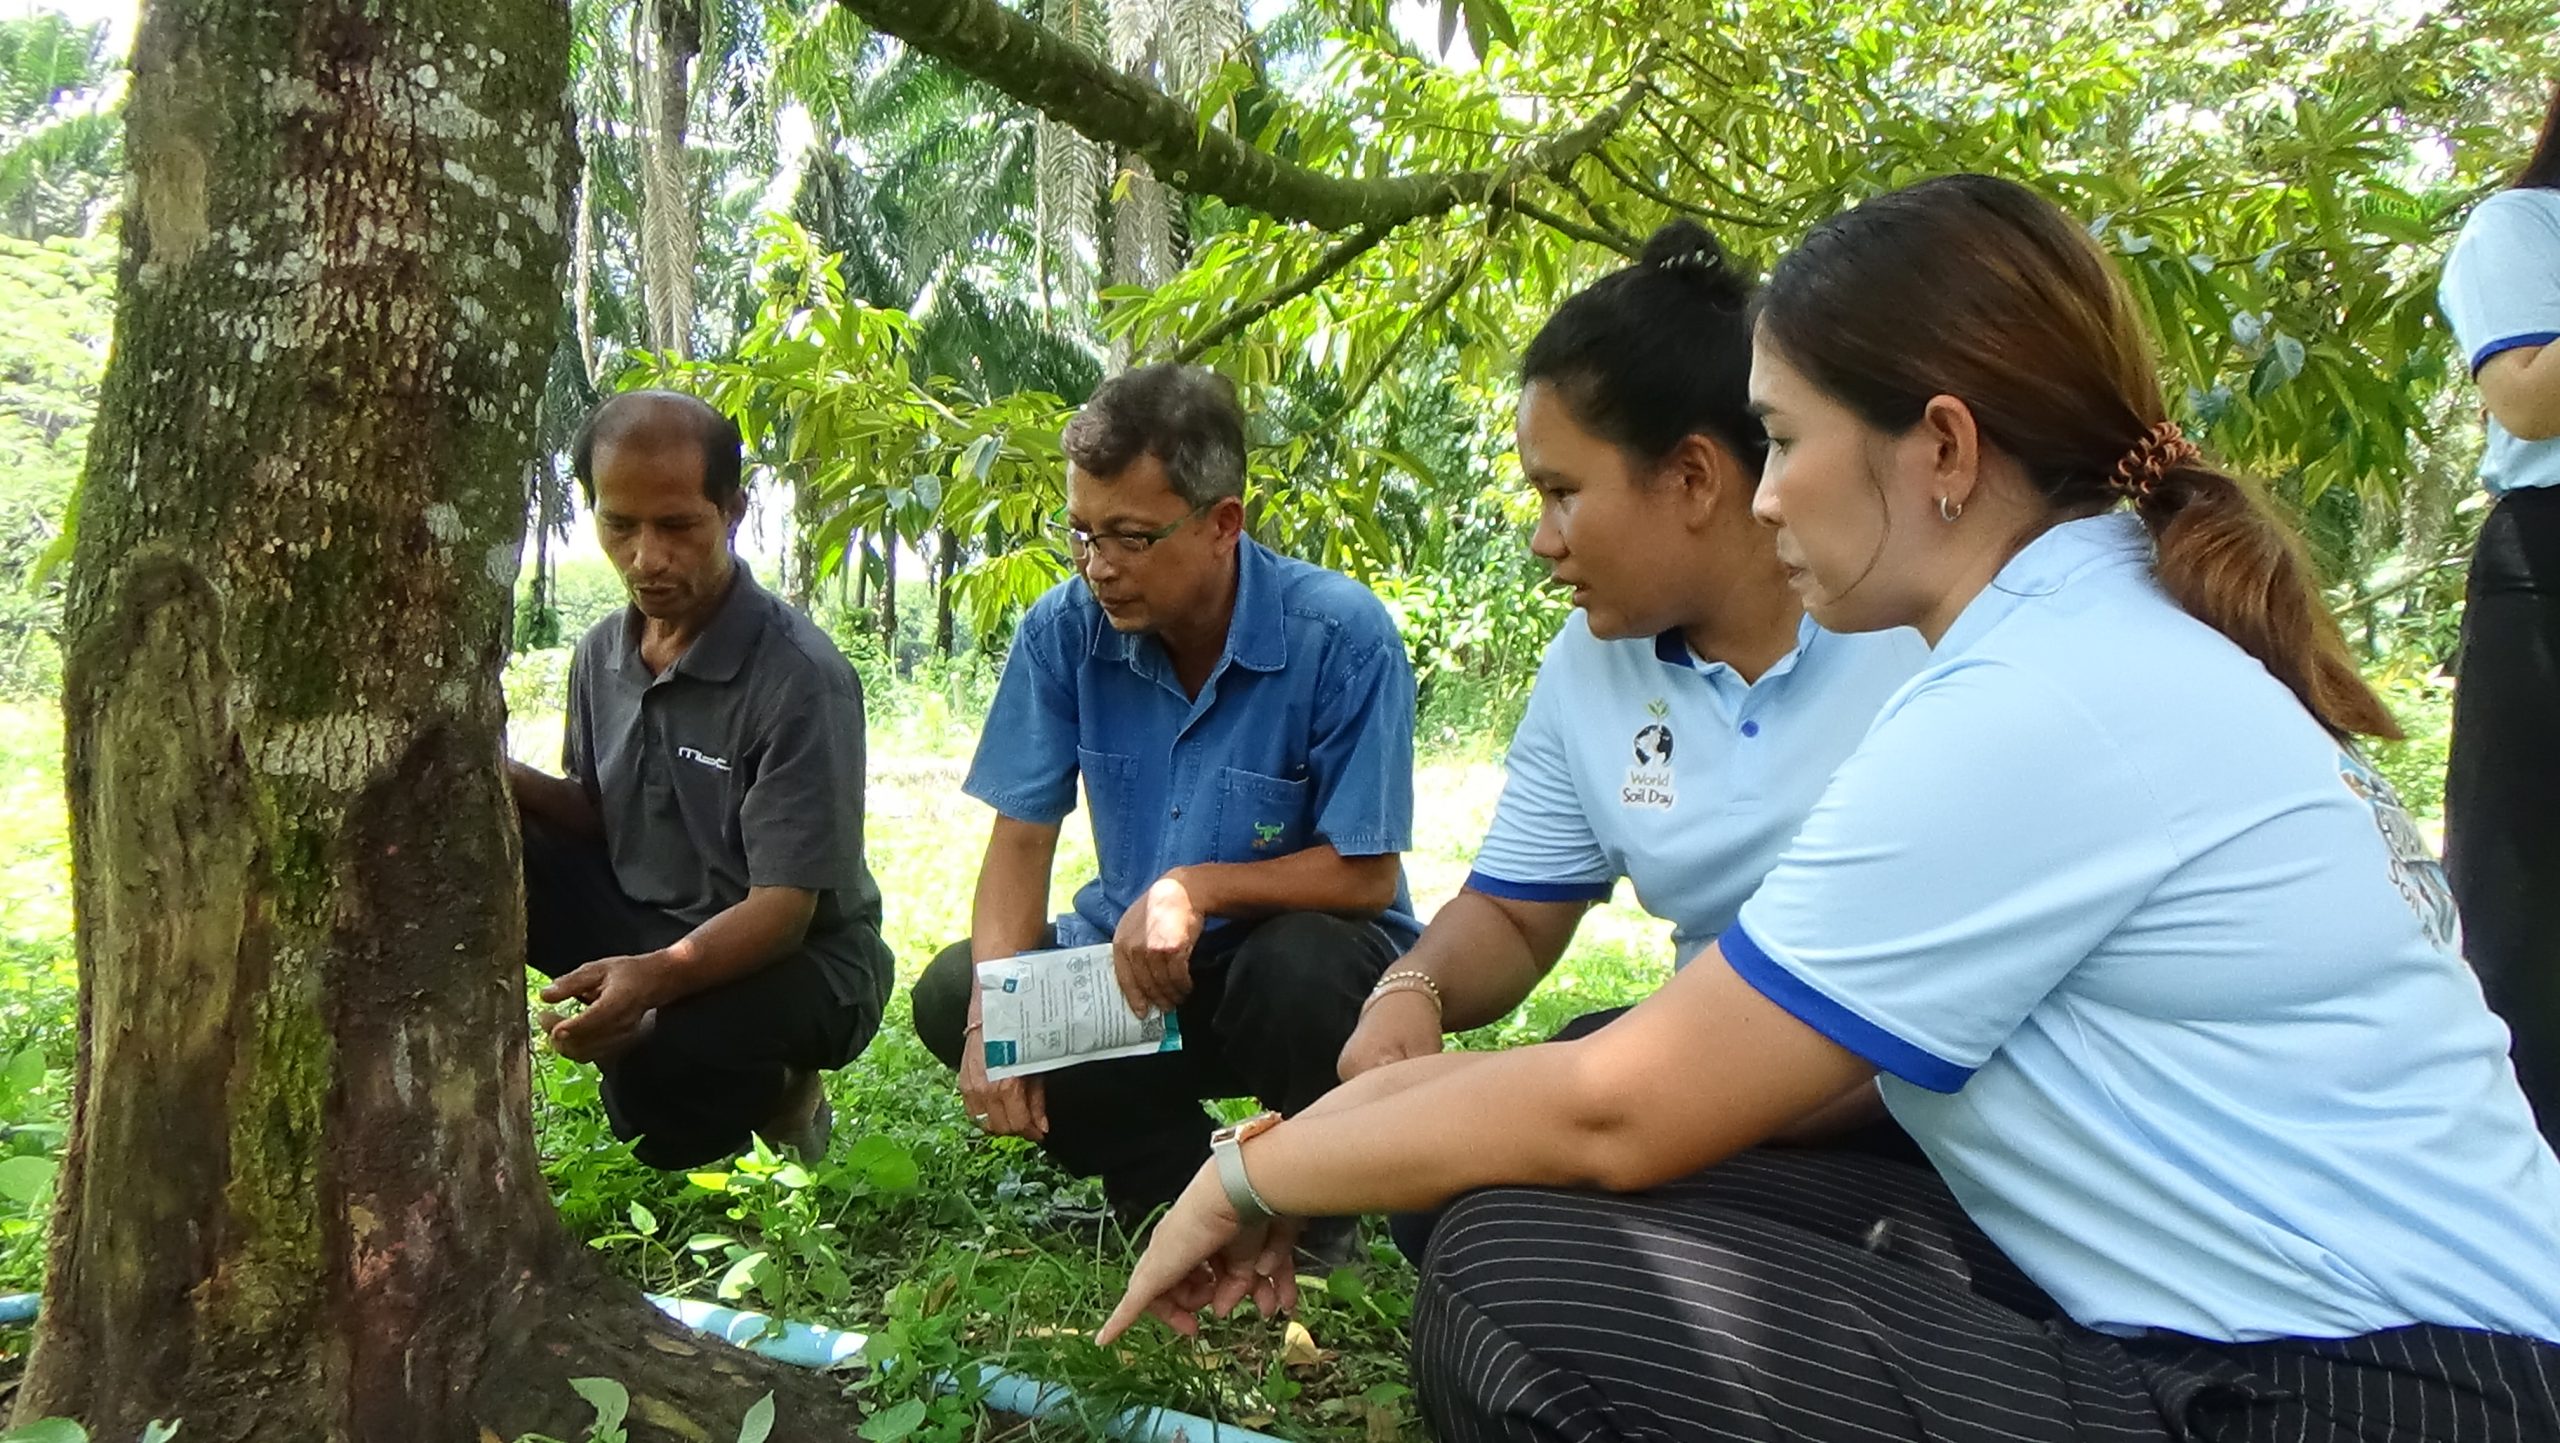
[1252,821,1286,850]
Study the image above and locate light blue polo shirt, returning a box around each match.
[1727,512,2560,1344]
[966,536,1421,950]
[2441,187,2560,493]
[1469,611,1927,964]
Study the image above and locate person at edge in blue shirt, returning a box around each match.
[2440,81,2560,1147]
[1333,219,1928,1259]
[909,363,1418,1258]
[1096,175,2560,1443]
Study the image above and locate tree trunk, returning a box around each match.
[879,534,900,663]
[634,0,698,358]
[934,527,959,658]
[22,3,861,1437]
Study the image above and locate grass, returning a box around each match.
[0,682,1671,1442]
[0,648,2461,1440]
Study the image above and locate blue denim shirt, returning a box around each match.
[965,537,1420,949]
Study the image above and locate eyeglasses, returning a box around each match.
[1050,502,1210,562]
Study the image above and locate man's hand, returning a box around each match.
[958,1028,1048,1140]
[541,952,675,1062]
[1336,987,1444,1081]
[1113,872,1207,1017]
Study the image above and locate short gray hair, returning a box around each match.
[1060,363,1246,507]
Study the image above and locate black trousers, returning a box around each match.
[522,816,880,1170]
[911,913,1398,1212]
[2449,486,2560,1148]
[1413,1149,2560,1443]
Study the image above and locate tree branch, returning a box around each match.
[1591,144,1782,232]
[1554,165,1645,252]
[835,0,1655,231]
[1497,194,1642,258]
[1172,222,1396,364]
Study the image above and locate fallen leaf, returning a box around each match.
[633,1394,713,1443]
[645,1333,701,1356]
[1282,1319,1322,1367]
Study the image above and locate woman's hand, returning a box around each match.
[1098,1166,1301,1344]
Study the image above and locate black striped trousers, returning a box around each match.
[1410,1149,2560,1443]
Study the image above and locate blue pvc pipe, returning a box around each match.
[0,1288,1286,1443]
[640,1294,1286,1443]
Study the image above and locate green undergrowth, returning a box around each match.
[0,645,2460,1437]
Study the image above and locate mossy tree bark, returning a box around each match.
[19,3,862,1437]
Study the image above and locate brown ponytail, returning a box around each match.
[1757,174,2400,739]
[2136,465,2402,739]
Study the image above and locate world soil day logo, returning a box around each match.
[1622,698,1677,810]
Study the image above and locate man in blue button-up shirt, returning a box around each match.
[911,364,1419,1222]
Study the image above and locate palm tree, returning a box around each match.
[0,11,119,242]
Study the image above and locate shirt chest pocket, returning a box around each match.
[1213,766,1312,862]
[1077,747,1142,880]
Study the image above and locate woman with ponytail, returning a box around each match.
[1100,175,2560,1443]
[2441,82,2560,1146]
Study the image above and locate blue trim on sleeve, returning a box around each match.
[1717,923,1974,1093]
[1466,870,1615,904]
[2474,332,2560,376]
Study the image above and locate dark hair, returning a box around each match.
[1061,364,1246,507]
[1758,173,2398,740]
[1521,219,1763,476]
[2515,82,2560,191]
[571,390,745,509]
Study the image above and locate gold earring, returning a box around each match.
[1938,496,1964,523]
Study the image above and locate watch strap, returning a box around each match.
[1212,1124,1278,1223]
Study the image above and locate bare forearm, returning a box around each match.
[1175,846,1399,920]
[1394,889,1583,1031]
[655,886,816,1000]
[509,759,600,839]
[970,816,1062,1020]
[1246,1042,1691,1214]
[1236,955,1879,1216]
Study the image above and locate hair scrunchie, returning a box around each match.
[2110,420,2202,501]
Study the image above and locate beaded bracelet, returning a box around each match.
[1362,969,1443,1018]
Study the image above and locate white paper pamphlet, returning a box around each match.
[976,943,1183,1080]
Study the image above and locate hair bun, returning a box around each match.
[1638,219,1749,307]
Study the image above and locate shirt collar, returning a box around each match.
[611,558,768,684]
[1094,535,1288,676]
[1935,510,2150,659]
[1652,611,1823,684]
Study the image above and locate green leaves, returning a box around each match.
[0,1154,54,1205]
[857,1399,930,1443]
[567,1377,631,1443]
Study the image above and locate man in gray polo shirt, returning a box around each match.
[508,390,890,1168]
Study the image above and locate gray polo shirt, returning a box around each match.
[564,562,889,1012]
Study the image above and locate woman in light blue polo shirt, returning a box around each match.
[1100,175,2560,1443]
[2441,83,2560,1145]
[1336,220,1925,1093]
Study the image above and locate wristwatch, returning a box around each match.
[1210,1110,1284,1223]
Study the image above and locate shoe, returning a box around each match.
[759,1070,833,1163]
[1292,1215,1364,1274]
